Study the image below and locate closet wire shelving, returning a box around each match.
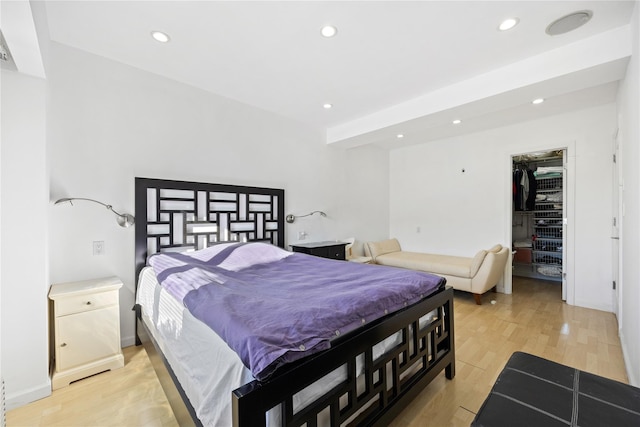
[513,155,564,282]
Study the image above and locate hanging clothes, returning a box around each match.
[525,169,537,211]
[513,169,523,211]
[521,169,529,210]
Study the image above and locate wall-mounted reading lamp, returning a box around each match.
[54,197,135,228]
[285,210,326,223]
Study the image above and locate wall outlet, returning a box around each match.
[298,231,307,240]
[93,240,105,255]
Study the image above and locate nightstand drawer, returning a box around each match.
[316,246,345,260]
[290,241,348,260]
[55,290,118,316]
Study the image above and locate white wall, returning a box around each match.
[0,67,2,419]
[6,3,633,410]
[46,42,389,350]
[618,2,640,387]
[1,70,51,408]
[390,103,617,312]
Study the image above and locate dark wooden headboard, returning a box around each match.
[134,177,285,282]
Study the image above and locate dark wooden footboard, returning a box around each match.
[136,286,454,426]
[232,286,455,426]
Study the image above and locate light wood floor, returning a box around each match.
[8,277,627,426]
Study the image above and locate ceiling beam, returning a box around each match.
[327,25,631,148]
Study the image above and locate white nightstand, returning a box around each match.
[49,276,125,389]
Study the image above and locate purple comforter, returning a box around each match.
[149,242,445,381]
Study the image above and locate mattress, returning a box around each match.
[137,266,437,426]
[137,266,251,426]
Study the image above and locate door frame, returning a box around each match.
[612,129,623,329]
[503,141,575,305]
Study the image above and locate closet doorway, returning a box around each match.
[511,149,567,300]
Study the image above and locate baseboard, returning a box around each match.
[573,298,613,313]
[619,331,639,387]
[121,334,136,348]
[5,379,51,411]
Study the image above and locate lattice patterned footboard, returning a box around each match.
[232,286,455,427]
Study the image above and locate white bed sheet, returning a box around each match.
[137,266,252,426]
[137,266,437,426]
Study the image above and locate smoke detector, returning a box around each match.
[546,10,593,36]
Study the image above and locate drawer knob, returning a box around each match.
[61,343,67,347]
[85,301,92,305]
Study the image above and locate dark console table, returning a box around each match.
[290,241,348,261]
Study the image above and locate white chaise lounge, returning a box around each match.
[365,239,510,305]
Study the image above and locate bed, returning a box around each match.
[133,177,456,426]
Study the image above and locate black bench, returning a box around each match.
[472,351,640,427]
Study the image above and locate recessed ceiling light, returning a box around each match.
[532,98,545,105]
[151,31,170,43]
[498,18,519,31]
[546,10,592,36]
[321,25,338,38]
[452,119,462,125]
[323,103,333,109]
[397,134,404,139]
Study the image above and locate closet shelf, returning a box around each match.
[533,249,562,255]
[535,175,563,181]
[531,209,562,218]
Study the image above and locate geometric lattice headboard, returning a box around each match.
[134,177,285,281]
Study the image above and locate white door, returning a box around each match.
[612,130,621,324]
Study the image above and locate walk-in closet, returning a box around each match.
[512,150,565,285]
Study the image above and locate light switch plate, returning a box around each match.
[93,241,105,255]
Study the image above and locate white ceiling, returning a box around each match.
[14,1,640,148]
